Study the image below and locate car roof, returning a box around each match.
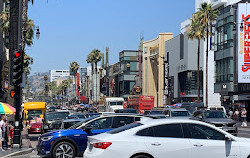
[139,118,208,126]
[168,108,188,111]
[100,113,143,117]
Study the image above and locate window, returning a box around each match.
[182,124,225,140]
[86,117,113,130]
[108,123,142,134]
[153,124,183,138]
[112,116,135,128]
[144,47,148,54]
[136,127,154,137]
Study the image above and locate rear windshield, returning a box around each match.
[69,115,99,129]
[171,111,190,117]
[107,122,143,134]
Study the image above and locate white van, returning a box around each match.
[104,97,124,112]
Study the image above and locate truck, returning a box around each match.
[23,102,46,124]
[98,97,124,112]
[127,95,154,114]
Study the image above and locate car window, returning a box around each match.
[112,116,135,128]
[135,117,141,121]
[136,127,154,137]
[153,124,183,138]
[204,111,228,119]
[87,117,113,130]
[108,123,143,134]
[171,111,190,117]
[193,111,202,117]
[182,123,225,140]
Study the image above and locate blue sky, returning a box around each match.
[27,0,195,74]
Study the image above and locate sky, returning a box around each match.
[27,0,195,74]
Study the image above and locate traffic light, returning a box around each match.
[13,50,24,86]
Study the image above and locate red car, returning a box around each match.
[28,122,43,134]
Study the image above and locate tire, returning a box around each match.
[133,155,151,158]
[52,141,76,158]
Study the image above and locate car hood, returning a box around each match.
[41,129,83,136]
[204,118,235,124]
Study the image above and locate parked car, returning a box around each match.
[60,118,85,129]
[37,114,153,158]
[43,111,70,132]
[84,119,250,158]
[192,110,237,135]
[115,108,138,114]
[144,110,164,115]
[163,108,191,118]
[181,102,204,114]
[28,122,43,134]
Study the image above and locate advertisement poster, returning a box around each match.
[238,3,250,83]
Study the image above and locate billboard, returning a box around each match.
[238,3,250,83]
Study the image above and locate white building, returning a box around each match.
[49,70,70,82]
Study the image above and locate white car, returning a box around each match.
[84,119,250,158]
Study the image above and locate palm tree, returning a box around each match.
[86,49,102,103]
[0,7,10,35]
[187,13,205,102]
[69,61,79,95]
[25,19,35,46]
[198,2,219,106]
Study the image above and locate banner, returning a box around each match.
[238,3,250,83]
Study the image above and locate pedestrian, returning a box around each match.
[8,123,14,148]
[228,109,233,119]
[234,109,239,122]
[241,108,247,127]
[0,115,6,151]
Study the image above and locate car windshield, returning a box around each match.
[149,111,163,115]
[107,122,143,134]
[204,111,228,119]
[110,102,123,106]
[28,110,42,115]
[69,115,99,129]
[85,114,100,118]
[46,112,69,120]
[171,111,190,117]
[63,121,81,129]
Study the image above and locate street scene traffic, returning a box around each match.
[1,0,250,158]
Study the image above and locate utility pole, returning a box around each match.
[9,0,23,147]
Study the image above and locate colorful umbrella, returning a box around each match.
[0,102,16,114]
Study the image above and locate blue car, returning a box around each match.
[37,114,148,158]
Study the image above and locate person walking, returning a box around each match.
[0,115,6,151]
[241,108,247,127]
[234,109,240,123]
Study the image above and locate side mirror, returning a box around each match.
[198,115,203,120]
[84,125,93,134]
[166,114,170,117]
[225,135,233,141]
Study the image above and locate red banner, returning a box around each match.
[76,73,80,96]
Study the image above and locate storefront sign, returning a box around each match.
[238,3,250,83]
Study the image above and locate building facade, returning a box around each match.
[49,70,70,82]
[142,33,173,107]
[165,33,204,104]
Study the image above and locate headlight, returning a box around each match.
[40,136,54,141]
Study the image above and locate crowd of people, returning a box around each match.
[0,115,14,151]
[228,108,248,127]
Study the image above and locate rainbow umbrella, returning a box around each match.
[0,102,16,114]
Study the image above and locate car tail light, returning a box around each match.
[92,142,112,149]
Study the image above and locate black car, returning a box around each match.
[144,110,164,115]
[43,111,70,132]
[115,108,138,114]
[192,110,237,135]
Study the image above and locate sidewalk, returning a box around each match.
[237,122,250,131]
[0,129,33,158]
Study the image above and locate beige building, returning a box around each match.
[142,33,173,107]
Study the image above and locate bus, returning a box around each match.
[127,95,154,114]
[102,97,124,112]
[24,102,46,122]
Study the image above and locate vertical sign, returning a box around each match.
[238,3,250,83]
[164,52,169,97]
[76,73,80,96]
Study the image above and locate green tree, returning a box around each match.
[0,7,10,35]
[187,13,205,102]
[198,2,219,106]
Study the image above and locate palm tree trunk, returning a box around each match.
[206,26,209,107]
[95,62,98,104]
[197,39,200,102]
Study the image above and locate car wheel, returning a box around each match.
[133,155,151,158]
[52,141,76,158]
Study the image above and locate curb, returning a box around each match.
[2,148,33,158]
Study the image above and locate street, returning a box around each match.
[8,124,250,158]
